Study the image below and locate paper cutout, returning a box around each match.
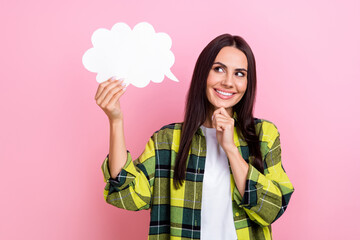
[82,22,178,88]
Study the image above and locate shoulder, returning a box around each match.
[157,122,183,132]
[151,122,183,144]
[254,118,280,148]
[155,122,182,135]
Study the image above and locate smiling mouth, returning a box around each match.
[215,89,235,96]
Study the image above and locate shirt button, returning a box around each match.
[235,212,240,217]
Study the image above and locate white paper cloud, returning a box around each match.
[82,22,178,88]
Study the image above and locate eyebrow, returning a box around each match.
[213,62,247,72]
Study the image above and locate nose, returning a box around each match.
[221,73,234,88]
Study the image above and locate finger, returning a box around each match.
[94,77,117,100]
[212,113,230,128]
[101,83,125,106]
[216,115,234,126]
[214,118,226,129]
[212,115,225,130]
[213,116,234,130]
[212,107,229,121]
[95,77,124,100]
[218,107,231,117]
[96,79,125,104]
[215,121,224,132]
[216,119,233,130]
[212,108,222,117]
[100,84,126,108]
[108,87,126,106]
[213,113,229,121]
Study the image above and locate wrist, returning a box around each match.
[109,118,123,126]
[224,144,238,155]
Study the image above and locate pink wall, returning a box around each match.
[1,0,359,239]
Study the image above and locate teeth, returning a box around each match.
[216,90,234,96]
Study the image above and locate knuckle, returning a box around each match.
[104,83,113,90]
[110,87,118,94]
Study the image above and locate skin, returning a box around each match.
[95,46,250,196]
[95,77,128,178]
[204,46,248,120]
[203,46,250,197]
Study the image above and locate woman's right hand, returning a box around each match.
[95,77,127,122]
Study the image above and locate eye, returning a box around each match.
[235,71,245,77]
[214,66,225,73]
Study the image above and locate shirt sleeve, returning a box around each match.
[233,122,294,227]
[101,134,157,211]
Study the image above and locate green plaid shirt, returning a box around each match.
[101,118,294,240]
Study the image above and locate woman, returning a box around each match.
[95,34,294,240]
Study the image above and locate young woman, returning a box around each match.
[95,34,294,240]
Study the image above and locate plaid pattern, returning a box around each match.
[101,118,294,240]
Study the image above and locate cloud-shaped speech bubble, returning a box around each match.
[82,22,178,88]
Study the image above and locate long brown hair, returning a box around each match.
[173,34,263,189]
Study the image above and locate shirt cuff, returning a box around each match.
[101,151,135,186]
[233,163,261,208]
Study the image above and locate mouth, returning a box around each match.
[214,88,236,99]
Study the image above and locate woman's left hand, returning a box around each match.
[212,107,237,153]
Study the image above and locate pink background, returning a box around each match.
[1,0,359,239]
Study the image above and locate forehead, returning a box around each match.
[214,46,248,69]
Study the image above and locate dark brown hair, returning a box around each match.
[173,34,263,189]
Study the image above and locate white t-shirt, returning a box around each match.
[200,126,237,240]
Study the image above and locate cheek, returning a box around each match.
[205,81,212,100]
[206,75,217,93]
[206,73,217,86]
[236,80,247,93]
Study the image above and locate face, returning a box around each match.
[206,46,248,115]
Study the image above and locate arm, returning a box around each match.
[95,77,154,210]
[101,135,156,211]
[225,147,249,197]
[94,77,128,179]
[232,123,294,227]
[212,109,294,226]
[211,107,249,197]
[108,119,127,179]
